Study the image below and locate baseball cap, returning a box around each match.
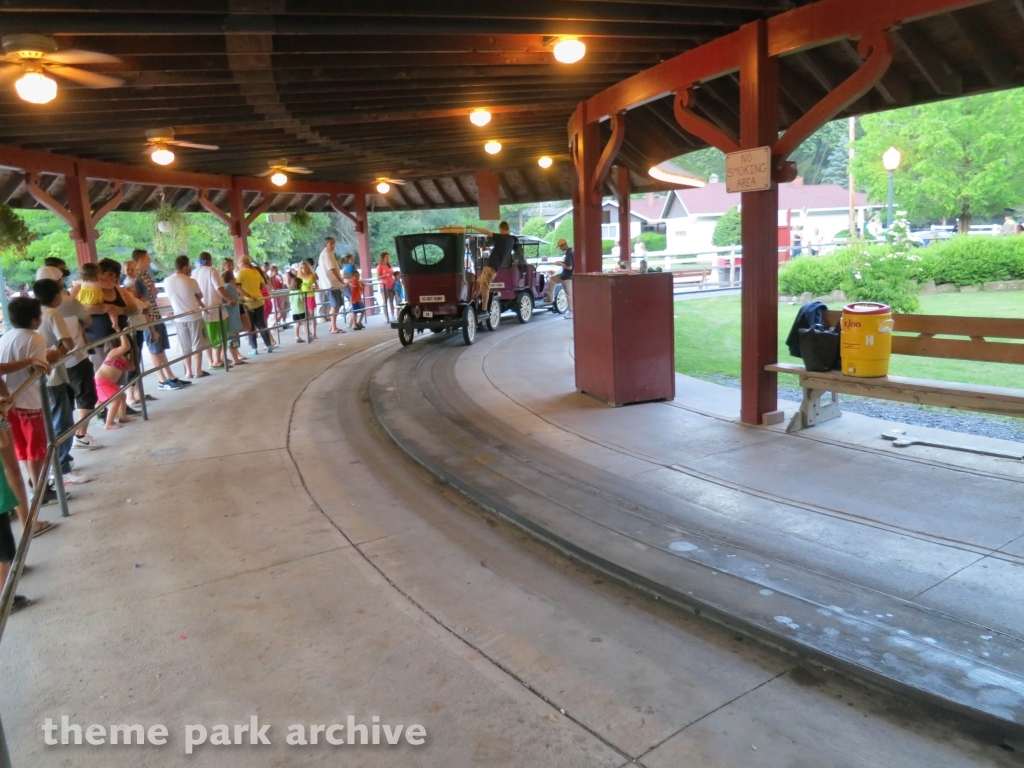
[556,238,568,248]
[36,265,65,282]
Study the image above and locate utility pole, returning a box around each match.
[848,116,856,240]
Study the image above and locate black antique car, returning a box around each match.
[390,230,481,345]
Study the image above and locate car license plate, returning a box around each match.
[490,282,505,289]
[419,295,445,303]
[422,311,433,318]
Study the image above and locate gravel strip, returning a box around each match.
[701,373,1024,445]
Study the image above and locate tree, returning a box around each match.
[851,90,1024,231]
[673,147,724,180]
[712,205,741,246]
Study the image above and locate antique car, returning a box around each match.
[468,232,568,328]
[390,230,484,346]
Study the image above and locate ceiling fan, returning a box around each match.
[258,161,313,186]
[0,33,123,103]
[145,128,219,165]
[374,176,407,194]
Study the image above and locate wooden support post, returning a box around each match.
[739,20,780,426]
[615,166,631,265]
[228,187,249,259]
[570,104,604,274]
[354,193,372,280]
[25,173,123,267]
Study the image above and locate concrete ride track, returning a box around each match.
[0,322,1019,766]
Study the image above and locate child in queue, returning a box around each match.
[289,274,307,343]
[93,334,134,430]
[220,271,247,367]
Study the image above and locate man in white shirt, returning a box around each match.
[191,251,233,370]
[37,259,103,450]
[33,278,90,486]
[163,255,208,379]
[316,237,346,334]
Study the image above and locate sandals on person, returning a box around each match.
[31,519,57,538]
[195,371,211,378]
[11,595,31,612]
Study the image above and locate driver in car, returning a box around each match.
[470,221,516,312]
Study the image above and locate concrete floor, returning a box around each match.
[0,319,1018,766]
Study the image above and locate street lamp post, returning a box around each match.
[882,146,901,230]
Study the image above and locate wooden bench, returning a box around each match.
[672,268,712,288]
[766,310,1024,433]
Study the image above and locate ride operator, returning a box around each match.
[469,221,517,311]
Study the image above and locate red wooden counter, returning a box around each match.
[572,272,675,406]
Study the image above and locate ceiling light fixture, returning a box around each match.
[376,181,391,194]
[15,69,56,104]
[270,171,288,187]
[470,109,491,127]
[538,156,553,169]
[553,38,586,64]
[484,141,502,155]
[150,146,175,166]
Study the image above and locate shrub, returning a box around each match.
[840,251,924,313]
[602,238,617,255]
[918,235,1024,286]
[778,248,863,297]
[712,205,741,246]
[634,232,667,252]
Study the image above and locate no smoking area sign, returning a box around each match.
[725,146,772,193]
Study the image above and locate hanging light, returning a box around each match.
[553,38,586,64]
[470,109,492,127]
[15,70,57,104]
[484,141,502,155]
[376,180,391,194]
[538,156,553,169]
[150,145,175,166]
[270,171,288,187]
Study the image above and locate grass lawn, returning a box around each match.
[674,292,1024,389]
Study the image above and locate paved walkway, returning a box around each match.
[0,319,1018,766]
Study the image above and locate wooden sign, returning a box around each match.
[725,147,771,193]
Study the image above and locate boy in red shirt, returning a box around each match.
[348,274,366,331]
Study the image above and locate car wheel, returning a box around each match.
[397,307,414,346]
[484,296,501,331]
[461,304,477,345]
[553,286,568,314]
[516,292,533,324]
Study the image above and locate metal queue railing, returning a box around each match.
[0,280,387,653]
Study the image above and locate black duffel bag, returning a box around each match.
[798,322,841,372]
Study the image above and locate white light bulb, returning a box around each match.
[484,141,502,155]
[470,110,491,127]
[882,146,902,171]
[15,71,57,104]
[271,171,288,186]
[553,39,586,64]
[150,147,175,166]
[376,181,390,194]
[538,156,553,169]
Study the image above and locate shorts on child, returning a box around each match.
[176,318,208,355]
[292,312,307,322]
[8,408,47,463]
[0,510,15,563]
[95,377,121,404]
[351,301,365,311]
[144,322,171,354]
[305,296,317,314]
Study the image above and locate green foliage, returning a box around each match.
[712,206,742,246]
[290,209,312,228]
[779,243,924,312]
[852,90,1024,229]
[790,119,851,186]
[0,206,35,254]
[842,250,923,313]
[602,238,617,255]
[673,147,723,181]
[918,235,1024,286]
[635,232,666,252]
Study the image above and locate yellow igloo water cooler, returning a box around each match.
[841,302,894,377]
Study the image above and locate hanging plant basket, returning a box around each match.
[290,209,312,228]
[155,202,187,232]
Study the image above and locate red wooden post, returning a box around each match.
[615,166,631,264]
[739,20,780,425]
[228,187,249,259]
[571,105,604,274]
[476,170,501,222]
[354,192,372,280]
[64,175,98,265]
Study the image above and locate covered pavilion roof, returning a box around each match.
[0,1,1022,214]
